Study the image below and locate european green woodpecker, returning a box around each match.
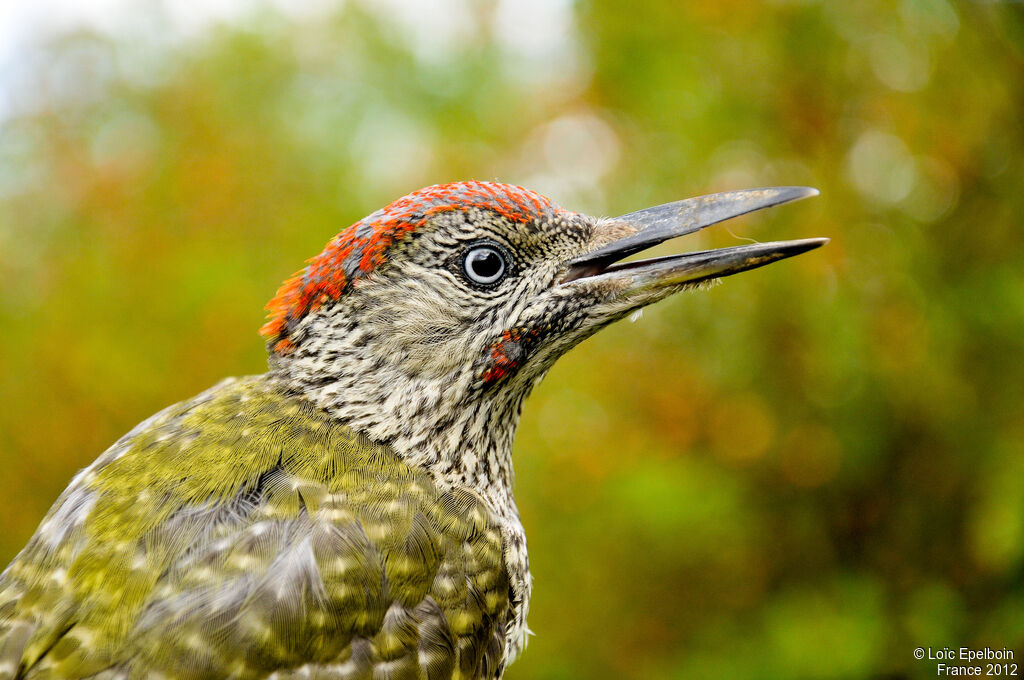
[0,181,823,679]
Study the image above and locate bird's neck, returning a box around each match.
[268,346,528,519]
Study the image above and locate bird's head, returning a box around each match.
[262,181,824,495]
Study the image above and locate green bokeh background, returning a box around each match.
[1,1,1022,677]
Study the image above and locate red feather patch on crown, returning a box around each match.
[261,181,558,354]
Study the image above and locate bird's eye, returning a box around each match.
[462,244,507,286]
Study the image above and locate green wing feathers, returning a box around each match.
[0,377,511,679]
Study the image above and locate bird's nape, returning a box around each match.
[0,180,825,680]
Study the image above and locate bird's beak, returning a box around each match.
[559,187,826,296]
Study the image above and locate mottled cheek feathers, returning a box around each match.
[476,305,592,389]
[479,327,545,387]
[260,181,564,355]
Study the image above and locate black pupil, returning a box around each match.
[470,249,503,280]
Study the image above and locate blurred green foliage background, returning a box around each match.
[1,1,1023,677]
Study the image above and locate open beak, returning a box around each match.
[560,187,826,292]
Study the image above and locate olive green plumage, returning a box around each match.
[0,376,509,679]
[0,181,822,679]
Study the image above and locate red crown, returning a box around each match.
[261,181,558,354]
